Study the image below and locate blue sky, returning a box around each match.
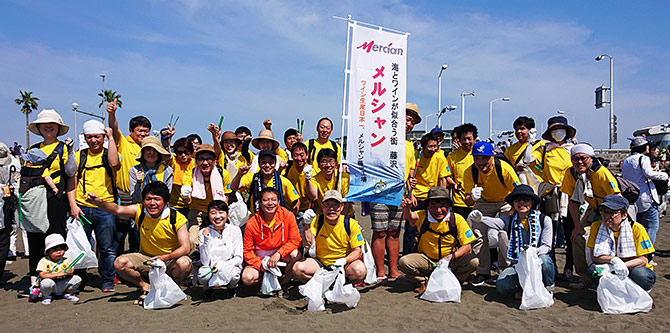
[1,1,668,149]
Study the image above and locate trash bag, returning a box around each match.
[65,216,98,269]
[518,166,541,194]
[227,192,250,227]
[260,256,284,295]
[420,258,461,303]
[144,259,187,309]
[362,240,377,285]
[299,267,339,311]
[200,260,238,287]
[325,267,360,308]
[516,247,553,310]
[597,266,653,314]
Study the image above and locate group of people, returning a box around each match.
[0,98,667,309]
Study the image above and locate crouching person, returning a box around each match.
[86,182,191,304]
[293,190,366,284]
[586,195,656,291]
[482,185,554,296]
[399,187,478,293]
[241,188,302,289]
[197,200,243,299]
[38,234,82,304]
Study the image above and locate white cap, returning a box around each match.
[82,119,105,135]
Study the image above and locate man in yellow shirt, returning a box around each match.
[86,182,191,302]
[560,143,621,288]
[504,116,545,169]
[284,142,313,228]
[445,123,477,218]
[107,99,151,255]
[307,118,341,174]
[305,148,352,216]
[293,190,367,284]
[66,120,120,292]
[586,195,656,291]
[399,186,478,293]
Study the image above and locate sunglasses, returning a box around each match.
[175,150,190,156]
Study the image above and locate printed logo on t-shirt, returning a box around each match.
[226,184,231,190]
[465,230,473,238]
[609,181,616,189]
[446,166,450,172]
[641,239,652,250]
[357,234,363,242]
[293,189,298,195]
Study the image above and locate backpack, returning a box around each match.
[637,155,669,198]
[77,148,118,202]
[19,142,66,196]
[307,139,339,164]
[471,156,509,187]
[569,163,640,205]
[137,207,179,234]
[414,213,458,260]
[315,214,351,237]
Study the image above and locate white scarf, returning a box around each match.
[593,220,637,258]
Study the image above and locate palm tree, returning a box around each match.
[98,89,123,108]
[14,90,39,147]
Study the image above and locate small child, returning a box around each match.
[37,234,82,305]
[24,148,59,194]
[197,200,243,299]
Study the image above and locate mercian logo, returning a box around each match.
[356,40,404,55]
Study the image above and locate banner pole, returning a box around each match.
[337,14,353,191]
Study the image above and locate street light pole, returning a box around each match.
[596,54,613,148]
[438,64,448,128]
[489,97,510,140]
[460,91,474,124]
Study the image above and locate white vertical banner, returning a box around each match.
[344,22,408,206]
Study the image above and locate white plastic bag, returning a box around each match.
[362,240,377,285]
[65,216,98,269]
[227,192,250,227]
[518,166,541,194]
[516,247,554,310]
[260,256,284,295]
[144,259,187,309]
[299,267,339,311]
[325,268,360,308]
[597,266,653,314]
[200,260,238,287]
[420,259,461,303]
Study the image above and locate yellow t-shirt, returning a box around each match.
[75,150,115,207]
[587,220,655,270]
[38,141,69,185]
[310,215,365,266]
[445,148,474,207]
[405,140,416,181]
[37,257,71,274]
[189,169,232,212]
[308,140,341,174]
[115,134,142,193]
[239,173,299,213]
[168,158,194,209]
[412,211,476,260]
[275,148,289,162]
[135,205,188,256]
[504,140,546,166]
[531,145,571,188]
[285,165,310,211]
[463,160,520,202]
[560,166,620,208]
[414,152,449,200]
[312,171,352,216]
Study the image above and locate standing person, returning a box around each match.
[24,109,76,286]
[305,148,352,217]
[445,123,477,218]
[11,142,24,159]
[283,142,312,226]
[283,128,303,161]
[307,118,341,174]
[186,134,203,152]
[129,136,174,204]
[107,99,151,255]
[167,137,195,216]
[66,120,120,292]
[404,132,449,254]
[249,129,288,172]
[214,130,251,180]
[504,116,544,171]
[621,137,668,247]
[560,143,621,288]
[234,126,255,166]
[0,141,21,282]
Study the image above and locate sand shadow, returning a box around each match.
[654,249,670,258]
[468,284,519,309]
[553,290,600,311]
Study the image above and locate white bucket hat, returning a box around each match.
[28,109,69,136]
[44,233,68,255]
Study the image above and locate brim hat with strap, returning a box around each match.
[44,233,68,255]
[406,102,422,124]
[505,184,540,208]
[28,109,70,136]
[541,115,576,141]
[221,131,242,145]
[195,143,217,158]
[136,136,171,163]
[426,186,453,206]
[252,129,280,151]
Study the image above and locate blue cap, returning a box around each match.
[471,141,494,156]
[598,194,629,211]
[429,126,444,135]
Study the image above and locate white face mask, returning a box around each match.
[551,128,566,142]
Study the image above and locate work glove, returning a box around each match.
[333,258,348,267]
[610,257,629,278]
[181,185,192,199]
[467,209,483,224]
[302,209,316,226]
[471,187,483,201]
[522,141,536,164]
[303,165,313,180]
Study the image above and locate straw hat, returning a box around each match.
[252,129,280,150]
[406,103,422,124]
[195,144,216,158]
[136,136,172,163]
[28,109,69,136]
[220,131,242,145]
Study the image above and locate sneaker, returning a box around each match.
[113,276,122,284]
[64,294,79,302]
[102,284,115,293]
[471,274,491,287]
[42,296,52,305]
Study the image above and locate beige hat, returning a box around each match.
[136,136,171,163]
[252,129,280,151]
[28,109,69,136]
[406,103,422,124]
[322,189,344,203]
[195,143,217,158]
